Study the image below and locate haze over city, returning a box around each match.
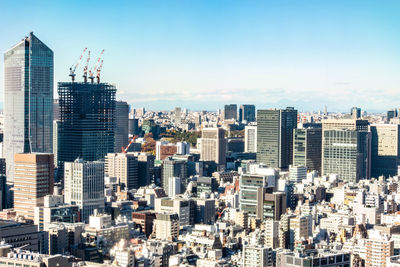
[1,0,400,111]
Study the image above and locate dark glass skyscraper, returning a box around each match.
[239,104,256,123]
[293,126,322,173]
[224,104,237,120]
[256,107,297,169]
[57,82,116,172]
[114,101,129,152]
[4,32,53,182]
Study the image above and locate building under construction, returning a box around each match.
[57,81,116,171]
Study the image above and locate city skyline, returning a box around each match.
[1,1,400,112]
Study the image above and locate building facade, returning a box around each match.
[4,33,53,182]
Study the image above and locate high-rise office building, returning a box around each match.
[200,128,226,167]
[114,101,129,153]
[245,125,257,153]
[13,153,54,220]
[105,153,139,190]
[64,159,105,222]
[370,124,400,178]
[239,105,256,123]
[387,109,398,122]
[172,107,182,124]
[288,165,307,183]
[256,191,286,221]
[242,245,274,267]
[293,126,322,173]
[162,158,187,196]
[257,107,297,169]
[224,104,237,120]
[4,33,53,182]
[57,82,116,172]
[322,129,371,183]
[153,213,179,240]
[128,118,139,136]
[136,153,155,186]
[351,107,361,119]
[321,119,371,183]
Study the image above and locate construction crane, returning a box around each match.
[96,59,104,83]
[122,136,137,153]
[69,48,87,82]
[82,50,91,83]
[89,49,105,83]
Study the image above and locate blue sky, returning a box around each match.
[1,0,400,112]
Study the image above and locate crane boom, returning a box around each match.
[89,49,105,83]
[82,51,91,83]
[96,60,104,84]
[69,48,87,82]
[122,136,137,153]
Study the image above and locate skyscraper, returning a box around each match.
[114,101,129,152]
[4,32,53,182]
[370,124,400,178]
[293,126,322,173]
[322,129,371,183]
[162,158,187,196]
[64,159,105,222]
[239,104,256,123]
[321,119,371,182]
[13,153,54,220]
[245,125,257,153]
[351,107,361,119]
[57,82,116,172]
[105,153,139,190]
[256,107,297,169]
[200,128,226,167]
[224,104,237,120]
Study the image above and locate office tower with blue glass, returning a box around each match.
[114,101,129,152]
[3,32,53,182]
[239,104,256,123]
[57,81,116,172]
[224,104,237,120]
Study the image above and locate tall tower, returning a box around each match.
[256,107,297,169]
[13,153,54,220]
[57,82,116,172]
[200,128,226,167]
[114,101,129,152]
[64,159,104,222]
[4,33,54,182]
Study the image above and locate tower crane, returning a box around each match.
[96,60,104,84]
[89,49,105,83]
[82,50,91,83]
[69,48,87,82]
[122,136,138,153]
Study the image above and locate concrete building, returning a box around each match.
[4,32,53,182]
[257,107,297,169]
[257,191,287,221]
[370,124,400,178]
[293,126,322,173]
[153,213,180,240]
[105,153,139,190]
[155,197,193,226]
[277,250,351,267]
[0,221,40,251]
[64,159,105,222]
[200,128,226,167]
[351,107,362,119]
[13,153,54,220]
[242,245,274,267]
[288,165,307,184]
[239,169,276,217]
[245,125,257,153]
[114,101,129,153]
[366,237,394,267]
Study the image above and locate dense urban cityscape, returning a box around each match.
[0,31,400,267]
